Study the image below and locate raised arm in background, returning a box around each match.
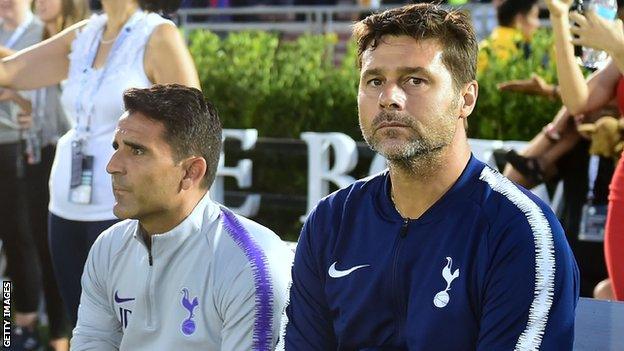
[0,20,86,90]
[144,22,200,88]
[546,0,623,114]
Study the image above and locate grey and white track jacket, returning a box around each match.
[71,194,294,350]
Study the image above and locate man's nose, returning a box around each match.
[379,84,405,110]
[106,150,123,175]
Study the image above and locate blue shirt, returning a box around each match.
[283,156,579,350]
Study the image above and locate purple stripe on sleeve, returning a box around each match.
[221,208,274,351]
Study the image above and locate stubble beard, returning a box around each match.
[362,104,459,177]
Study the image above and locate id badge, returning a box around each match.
[69,140,94,204]
[578,204,607,242]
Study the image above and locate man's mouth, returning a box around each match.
[112,185,130,193]
[375,121,410,131]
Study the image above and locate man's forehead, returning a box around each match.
[117,111,162,134]
[116,112,132,132]
[360,36,445,72]
[117,111,158,129]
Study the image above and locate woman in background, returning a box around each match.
[27,0,89,349]
[0,0,200,326]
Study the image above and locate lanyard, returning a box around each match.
[3,11,34,49]
[33,88,47,131]
[73,10,145,139]
[586,155,600,202]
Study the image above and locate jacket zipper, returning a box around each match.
[399,219,409,238]
[393,219,409,341]
[145,236,154,329]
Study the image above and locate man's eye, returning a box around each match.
[367,78,382,87]
[407,77,424,85]
[132,148,144,156]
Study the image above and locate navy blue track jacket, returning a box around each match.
[283,156,579,351]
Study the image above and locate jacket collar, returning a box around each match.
[132,191,221,257]
[375,154,483,223]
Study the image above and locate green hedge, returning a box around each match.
[190,30,361,139]
[472,29,561,140]
[189,29,562,141]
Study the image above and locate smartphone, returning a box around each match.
[571,0,584,57]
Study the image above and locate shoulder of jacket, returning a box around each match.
[323,171,385,206]
[217,212,292,269]
[477,166,558,239]
[224,213,285,250]
[90,219,137,259]
[306,171,385,225]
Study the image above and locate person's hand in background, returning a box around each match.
[17,112,32,129]
[545,0,574,19]
[498,73,558,99]
[570,10,624,54]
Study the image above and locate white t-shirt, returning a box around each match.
[50,10,172,221]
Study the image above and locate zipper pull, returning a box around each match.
[148,237,153,266]
[400,220,409,238]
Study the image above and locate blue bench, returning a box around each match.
[575,298,624,350]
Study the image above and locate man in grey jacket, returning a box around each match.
[71,84,293,350]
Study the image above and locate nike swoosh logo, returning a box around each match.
[328,262,370,278]
[114,291,135,304]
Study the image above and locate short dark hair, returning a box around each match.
[138,0,181,14]
[353,3,477,90]
[123,84,222,189]
[497,0,539,27]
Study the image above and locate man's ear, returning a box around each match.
[180,157,207,191]
[459,80,478,120]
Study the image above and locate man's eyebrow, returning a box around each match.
[396,66,433,78]
[361,68,383,79]
[123,140,149,151]
[361,66,433,79]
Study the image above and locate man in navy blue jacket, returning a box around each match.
[281,3,579,350]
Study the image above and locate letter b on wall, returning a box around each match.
[301,132,358,222]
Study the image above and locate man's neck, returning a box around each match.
[101,0,139,41]
[389,142,471,219]
[2,10,28,31]
[140,190,208,236]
